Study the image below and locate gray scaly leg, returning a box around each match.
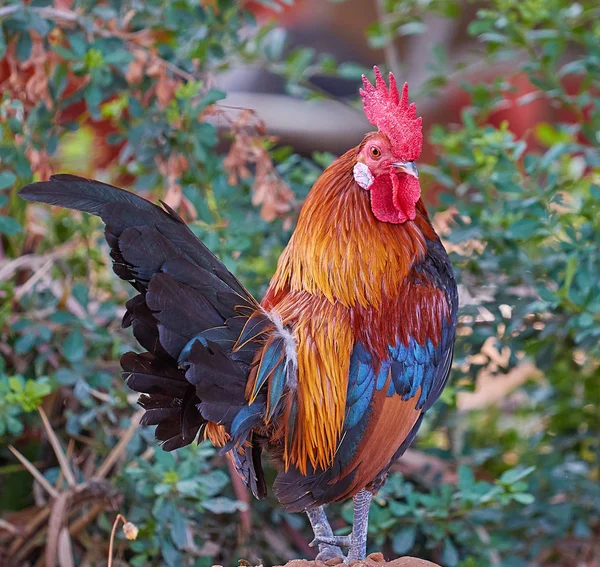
[347,489,372,562]
[306,506,344,561]
[307,489,373,563]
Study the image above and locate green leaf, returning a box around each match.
[68,33,87,57]
[0,27,6,59]
[28,12,51,37]
[202,497,246,514]
[160,539,181,567]
[63,331,85,362]
[52,44,77,61]
[457,465,475,493]
[170,513,188,548]
[498,466,536,485]
[337,62,369,79]
[0,172,16,190]
[14,334,36,354]
[480,32,507,44]
[196,89,226,109]
[366,21,388,49]
[175,479,199,496]
[84,85,103,119]
[441,538,459,567]
[508,218,540,239]
[513,493,535,505]
[392,526,417,555]
[72,283,89,309]
[540,143,568,168]
[16,31,32,61]
[254,0,283,12]
[0,216,22,236]
[397,22,427,36]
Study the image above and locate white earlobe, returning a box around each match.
[353,162,374,189]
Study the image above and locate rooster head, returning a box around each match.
[354,66,423,224]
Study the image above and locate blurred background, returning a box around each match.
[0,0,598,566]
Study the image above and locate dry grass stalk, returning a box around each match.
[38,408,77,488]
[107,514,138,567]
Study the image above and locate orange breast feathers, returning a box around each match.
[259,149,434,475]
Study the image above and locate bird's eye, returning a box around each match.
[369,146,382,159]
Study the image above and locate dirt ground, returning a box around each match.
[275,552,440,567]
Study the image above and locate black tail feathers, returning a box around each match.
[20,175,270,497]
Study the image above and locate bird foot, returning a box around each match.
[315,543,344,563]
[309,536,346,562]
[310,535,365,564]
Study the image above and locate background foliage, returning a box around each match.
[0,0,598,566]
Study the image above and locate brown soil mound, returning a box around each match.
[277,552,440,567]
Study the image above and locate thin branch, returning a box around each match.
[46,492,69,567]
[8,445,59,499]
[0,518,20,535]
[39,407,77,488]
[14,257,54,300]
[68,502,106,538]
[7,506,51,558]
[0,241,79,281]
[55,438,76,490]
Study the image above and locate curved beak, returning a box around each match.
[392,161,419,179]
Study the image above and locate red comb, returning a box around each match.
[360,66,423,161]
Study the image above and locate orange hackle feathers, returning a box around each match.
[268,146,428,310]
[268,291,354,473]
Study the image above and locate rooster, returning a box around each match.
[20,67,458,562]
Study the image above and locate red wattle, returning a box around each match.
[392,173,420,221]
[368,172,419,224]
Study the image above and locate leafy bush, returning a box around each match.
[0,0,598,566]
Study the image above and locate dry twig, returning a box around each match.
[7,446,59,499]
[38,408,77,488]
